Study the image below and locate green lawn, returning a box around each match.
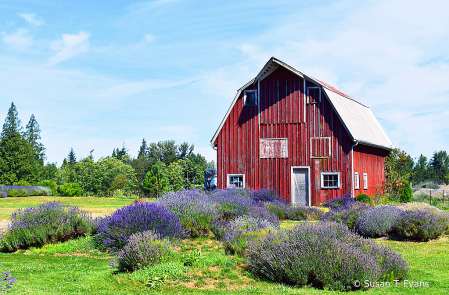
[0,196,137,220]
[0,230,447,294]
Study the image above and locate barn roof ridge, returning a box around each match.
[210,57,393,151]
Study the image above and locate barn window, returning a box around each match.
[307,86,321,104]
[227,174,245,188]
[354,172,360,190]
[244,90,257,106]
[321,172,340,189]
[363,173,368,190]
[260,138,288,158]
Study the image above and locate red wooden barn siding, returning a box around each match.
[216,67,355,205]
[353,145,388,197]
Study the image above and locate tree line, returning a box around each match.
[0,102,214,198]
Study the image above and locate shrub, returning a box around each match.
[286,206,324,221]
[250,188,286,203]
[355,206,402,238]
[0,201,93,252]
[396,210,445,241]
[0,185,51,197]
[264,201,290,220]
[246,222,409,291]
[397,179,413,203]
[6,189,21,197]
[222,215,277,257]
[356,193,371,204]
[59,182,83,197]
[210,188,256,220]
[413,180,440,190]
[155,189,218,237]
[323,202,371,229]
[110,230,174,272]
[0,263,17,293]
[321,193,359,209]
[210,220,230,240]
[417,208,449,234]
[37,180,58,196]
[247,204,280,227]
[0,191,6,198]
[96,202,185,252]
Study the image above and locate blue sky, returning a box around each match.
[1,0,448,165]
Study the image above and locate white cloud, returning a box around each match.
[18,13,44,26]
[50,31,90,64]
[144,34,154,42]
[2,28,32,49]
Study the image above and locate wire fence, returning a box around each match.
[413,189,447,207]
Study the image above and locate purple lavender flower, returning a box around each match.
[0,263,17,293]
[96,202,185,252]
[355,206,402,238]
[323,202,371,229]
[246,222,409,291]
[395,210,445,241]
[321,193,359,209]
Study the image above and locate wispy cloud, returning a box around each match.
[18,13,44,26]
[50,31,90,64]
[144,33,154,42]
[154,125,196,141]
[2,28,33,49]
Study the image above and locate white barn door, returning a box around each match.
[291,167,310,206]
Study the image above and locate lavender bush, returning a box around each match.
[222,215,277,257]
[246,222,409,291]
[210,188,256,221]
[96,202,185,252]
[0,192,6,198]
[0,201,93,252]
[323,202,371,229]
[0,263,16,294]
[395,210,445,241]
[155,189,218,237]
[286,206,324,221]
[355,206,402,238]
[0,185,51,197]
[264,201,290,220]
[417,208,449,234]
[321,193,359,209]
[247,204,280,227]
[110,230,174,272]
[250,188,285,203]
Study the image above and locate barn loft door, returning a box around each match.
[291,167,310,206]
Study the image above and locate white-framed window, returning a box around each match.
[227,174,245,188]
[363,173,368,190]
[354,172,360,190]
[243,90,257,106]
[321,172,340,189]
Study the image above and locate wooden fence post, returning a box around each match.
[430,188,432,205]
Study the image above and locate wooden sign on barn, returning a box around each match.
[211,57,393,206]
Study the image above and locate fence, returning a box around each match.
[414,189,446,207]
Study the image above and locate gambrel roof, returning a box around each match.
[211,57,394,151]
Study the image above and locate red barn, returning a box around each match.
[211,57,393,206]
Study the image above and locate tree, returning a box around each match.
[26,114,46,168]
[67,148,77,166]
[412,154,428,184]
[0,102,38,184]
[73,157,103,194]
[147,140,178,166]
[143,164,168,198]
[98,157,137,192]
[165,161,185,191]
[429,151,449,184]
[385,148,413,200]
[138,138,147,158]
[178,142,194,160]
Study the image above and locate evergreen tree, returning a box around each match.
[111,148,117,158]
[0,102,38,184]
[143,164,168,198]
[26,114,46,171]
[429,151,449,184]
[67,148,77,166]
[178,142,194,160]
[412,154,428,184]
[138,138,147,158]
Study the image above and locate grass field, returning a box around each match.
[0,196,137,220]
[0,197,448,294]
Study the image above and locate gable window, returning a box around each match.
[244,90,257,106]
[227,174,245,188]
[354,172,360,190]
[363,173,368,190]
[321,172,340,189]
[307,86,321,104]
